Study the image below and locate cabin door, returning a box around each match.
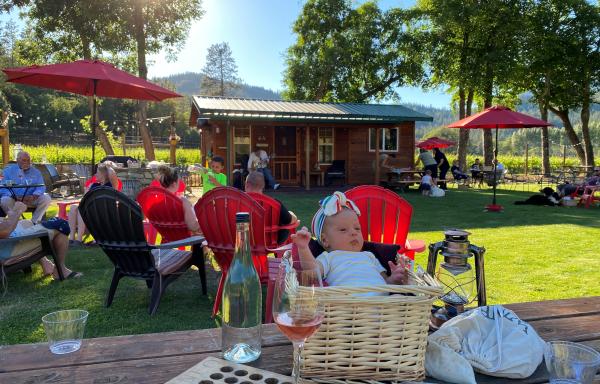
[272,126,297,184]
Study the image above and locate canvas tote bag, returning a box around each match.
[425,305,545,384]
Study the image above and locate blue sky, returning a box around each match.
[1,0,451,108]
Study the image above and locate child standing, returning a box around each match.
[420,169,434,196]
[292,191,409,292]
[202,156,227,193]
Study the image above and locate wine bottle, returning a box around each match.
[221,212,262,363]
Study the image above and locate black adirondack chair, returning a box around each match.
[78,187,206,315]
[325,160,346,186]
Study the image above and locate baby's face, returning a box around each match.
[321,209,364,252]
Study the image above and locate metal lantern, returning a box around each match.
[427,229,486,328]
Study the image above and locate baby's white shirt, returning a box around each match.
[316,250,386,291]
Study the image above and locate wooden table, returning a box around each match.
[1,297,599,383]
[386,169,423,191]
[300,170,325,187]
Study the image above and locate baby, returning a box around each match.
[420,169,434,196]
[292,191,409,291]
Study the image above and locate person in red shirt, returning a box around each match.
[149,165,186,196]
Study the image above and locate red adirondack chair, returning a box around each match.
[137,186,190,243]
[194,187,269,317]
[246,192,298,247]
[345,185,425,259]
[136,186,207,294]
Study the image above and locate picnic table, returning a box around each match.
[386,169,424,191]
[1,297,598,383]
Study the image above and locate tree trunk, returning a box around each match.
[549,106,586,165]
[482,59,494,166]
[540,74,550,175]
[457,87,468,170]
[81,36,113,156]
[581,79,594,166]
[539,103,550,175]
[134,0,155,161]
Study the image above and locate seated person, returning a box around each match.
[558,169,600,196]
[495,160,505,172]
[149,165,186,196]
[154,165,202,235]
[244,171,298,244]
[292,191,409,293]
[0,151,51,224]
[470,158,482,178]
[68,163,118,246]
[451,160,469,181]
[420,169,434,196]
[1,201,81,279]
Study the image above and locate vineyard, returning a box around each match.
[11,144,201,165]
[8,144,589,173]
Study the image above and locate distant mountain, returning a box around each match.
[155,72,282,100]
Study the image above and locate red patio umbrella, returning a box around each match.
[2,59,181,165]
[447,105,552,211]
[416,136,456,150]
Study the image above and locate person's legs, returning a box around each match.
[50,232,74,279]
[67,205,78,241]
[31,193,51,223]
[439,167,449,189]
[1,196,16,214]
[260,168,279,190]
[76,212,86,242]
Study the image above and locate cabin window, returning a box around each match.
[368,128,399,152]
[318,127,334,164]
[234,126,251,165]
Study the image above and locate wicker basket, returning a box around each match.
[301,271,442,383]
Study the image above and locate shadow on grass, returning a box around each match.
[275,186,600,232]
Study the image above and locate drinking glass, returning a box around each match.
[545,341,600,384]
[24,178,32,186]
[42,309,89,354]
[272,255,323,384]
[60,186,69,198]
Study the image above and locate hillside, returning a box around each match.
[155,72,600,139]
[156,72,281,100]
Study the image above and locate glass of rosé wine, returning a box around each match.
[272,255,324,384]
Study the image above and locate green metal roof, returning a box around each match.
[191,96,433,124]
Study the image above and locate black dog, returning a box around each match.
[514,187,561,206]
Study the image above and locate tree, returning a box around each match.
[200,42,241,96]
[283,0,425,102]
[15,0,136,156]
[416,0,525,166]
[122,0,204,161]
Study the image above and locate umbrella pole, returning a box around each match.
[91,79,98,170]
[492,126,498,206]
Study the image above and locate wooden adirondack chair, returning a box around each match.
[194,186,269,317]
[345,185,425,259]
[79,187,205,315]
[246,192,297,247]
[137,186,207,295]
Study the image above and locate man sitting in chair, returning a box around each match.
[1,151,51,224]
[0,201,81,279]
[245,171,297,244]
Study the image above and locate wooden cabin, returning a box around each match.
[189,96,432,189]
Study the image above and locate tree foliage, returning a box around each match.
[200,42,241,97]
[283,0,424,102]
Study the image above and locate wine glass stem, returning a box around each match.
[292,341,304,384]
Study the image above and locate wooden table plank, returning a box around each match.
[0,326,288,374]
[0,345,294,384]
[504,297,600,322]
[1,297,599,383]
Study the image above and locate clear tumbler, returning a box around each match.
[42,309,89,354]
[544,341,600,384]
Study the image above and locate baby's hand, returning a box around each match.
[290,226,311,249]
[387,260,409,285]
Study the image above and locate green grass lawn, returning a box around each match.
[1,185,599,345]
